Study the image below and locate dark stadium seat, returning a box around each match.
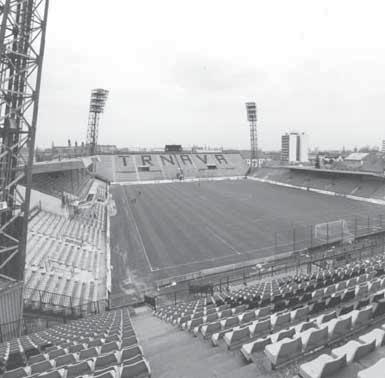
[94,352,120,371]
[3,367,28,378]
[66,361,93,378]
[120,359,151,378]
[54,354,77,368]
[373,299,385,318]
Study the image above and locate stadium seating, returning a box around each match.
[96,153,248,183]
[0,308,151,378]
[152,251,385,376]
[25,186,108,314]
[253,167,385,201]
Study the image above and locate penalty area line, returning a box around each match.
[206,226,241,255]
[123,188,155,272]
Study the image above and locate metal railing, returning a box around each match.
[23,287,108,318]
[0,319,23,343]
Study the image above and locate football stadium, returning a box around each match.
[2,2,385,378]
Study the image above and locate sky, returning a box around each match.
[36,0,385,151]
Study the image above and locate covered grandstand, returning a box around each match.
[253,166,385,202]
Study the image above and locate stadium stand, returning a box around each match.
[96,153,248,183]
[23,174,110,316]
[152,251,385,377]
[0,308,151,378]
[254,167,385,201]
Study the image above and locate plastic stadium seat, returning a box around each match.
[291,306,309,322]
[121,336,138,348]
[220,316,239,330]
[373,292,384,303]
[100,341,120,355]
[68,344,85,353]
[271,328,295,343]
[223,326,250,349]
[120,359,151,378]
[201,322,221,339]
[317,311,337,325]
[66,361,93,378]
[341,289,355,303]
[239,311,256,323]
[94,368,118,378]
[121,346,143,363]
[250,318,271,338]
[351,306,373,329]
[295,321,317,334]
[309,301,325,315]
[356,297,370,310]
[36,370,65,378]
[5,352,26,371]
[47,349,66,360]
[359,328,385,348]
[122,355,144,366]
[372,299,385,318]
[30,360,54,375]
[271,312,290,331]
[338,304,354,316]
[54,354,77,368]
[3,367,28,378]
[358,357,385,378]
[240,336,272,361]
[332,339,375,364]
[105,334,121,343]
[299,354,347,378]
[301,327,328,353]
[256,306,271,318]
[94,352,120,371]
[28,354,47,365]
[79,347,99,360]
[325,315,352,340]
[264,336,302,367]
[88,339,104,348]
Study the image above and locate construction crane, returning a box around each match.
[86,88,109,156]
[0,0,49,281]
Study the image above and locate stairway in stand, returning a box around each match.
[131,306,278,378]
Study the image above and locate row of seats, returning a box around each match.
[299,324,385,377]
[154,250,385,376]
[29,212,103,248]
[195,274,384,351]
[25,200,108,313]
[26,234,103,272]
[262,296,385,368]
[0,309,150,378]
[97,153,248,183]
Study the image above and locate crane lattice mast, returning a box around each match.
[0,0,49,281]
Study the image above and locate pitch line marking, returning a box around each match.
[205,226,241,255]
[123,188,154,272]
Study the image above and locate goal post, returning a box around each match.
[314,219,354,244]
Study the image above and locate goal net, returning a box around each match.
[314,219,354,243]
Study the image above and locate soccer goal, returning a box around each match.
[314,219,354,244]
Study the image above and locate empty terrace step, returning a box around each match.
[132,307,266,378]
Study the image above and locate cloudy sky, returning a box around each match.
[37,0,385,151]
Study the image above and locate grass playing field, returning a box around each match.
[109,179,385,294]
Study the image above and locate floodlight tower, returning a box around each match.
[245,102,258,167]
[86,88,109,156]
[0,0,49,281]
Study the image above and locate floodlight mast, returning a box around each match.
[86,88,109,156]
[245,102,258,167]
[0,0,49,281]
